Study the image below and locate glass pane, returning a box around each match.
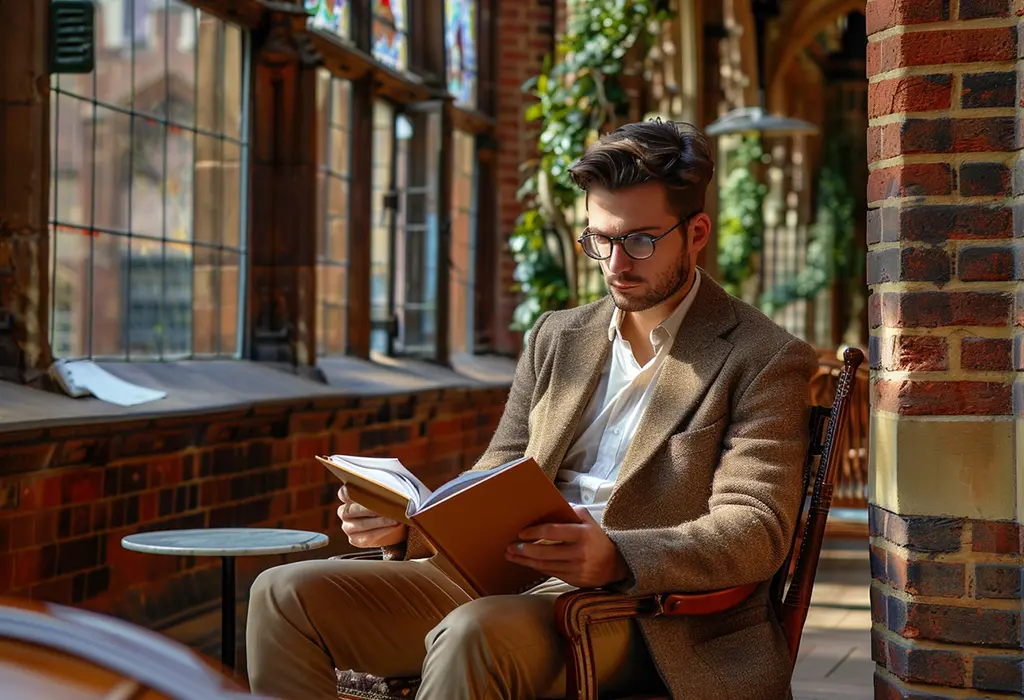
[219,249,241,356]
[372,0,407,70]
[99,109,132,234]
[132,0,167,120]
[51,228,92,358]
[192,244,218,355]
[445,0,477,108]
[50,3,248,360]
[370,101,395,354]
[130,115,167,241]
[317,264,347,356]
[449,132,475,355]
[91,233,128,358]
[305,0,350,40]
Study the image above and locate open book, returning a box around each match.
[316,454,580,597]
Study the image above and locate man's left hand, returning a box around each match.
[505,506,630,588]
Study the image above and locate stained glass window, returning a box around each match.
[49,1,249,360]
[305,0,349,40]
[445,0,477,107]
[372,0,407,71]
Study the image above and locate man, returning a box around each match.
[247,119,818,700]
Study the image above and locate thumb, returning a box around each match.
[572,505,596,524]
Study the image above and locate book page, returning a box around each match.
[417,458,526,512]
[324,455,432,511]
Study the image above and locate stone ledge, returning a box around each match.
[0,354,516,435]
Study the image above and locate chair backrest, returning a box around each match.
[769,347,864,665]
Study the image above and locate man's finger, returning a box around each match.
[341,515,398,533]
[505,551,577,576]
[518,523,584,543]
[338,486,348,503]
[343,522,403,538]
[342,501,382,520]
[507,541,580,562]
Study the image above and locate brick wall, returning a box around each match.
[865,0,1024,694]
[494,0,554,355]
[0,387,506,632]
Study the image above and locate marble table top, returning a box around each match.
[121,528,329,557]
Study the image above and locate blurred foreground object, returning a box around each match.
[0,596,272,700]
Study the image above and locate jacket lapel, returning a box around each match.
[612,274,739,491]
[533,299,614,479]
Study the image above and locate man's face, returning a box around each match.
[585,182,704,313]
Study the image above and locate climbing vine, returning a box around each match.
[759,138,859,316]
[509,0,673,332]
[716,135,767,300]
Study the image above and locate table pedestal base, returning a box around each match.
[222,556,235,670]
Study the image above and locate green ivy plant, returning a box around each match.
[509,0,672,333]
[759,138,859,317]
[716,135,767,300]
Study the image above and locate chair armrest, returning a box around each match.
[329,551,385,562]
[555,584,759,700]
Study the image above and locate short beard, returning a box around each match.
[608,256,692,313]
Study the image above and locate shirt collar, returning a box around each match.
[607,271,702,349]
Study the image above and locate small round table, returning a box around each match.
[121,528,329,670]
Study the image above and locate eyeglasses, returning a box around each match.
[577,219,687,261]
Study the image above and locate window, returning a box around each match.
[372,0,408,70]
[49,1,249,360]
[449,131,477,354]
[369,102,442,358]
[316,70,352,356]
[305,0,350,39]
[445,0,477,108]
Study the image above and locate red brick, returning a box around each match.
[865,0,949,35]
[870,293,882,328]
[972,520,1022,553]
[867,247,950,285]
[960,162,1012,197]
[975,564,1021,599]
[868,126,883,163]
[959,0,1012,19]
[886,550,966,597]
[13,548,40,588]
[961,71,1017,109]
[953,117,1016,153]
[973,655,1023,694]
[871,508,966,553]
[900,205,1012,242]
[880,335,949,372]
[873,379,1012,415]
[288,411,334,436]
[958,246,1015,281]
[886,636,968,686]
[882,291,1012,327]
[879,122,902,160]
[869,28,1017,75]
[868,164,953,202]
[961,337,1012,371]
[887,598,1020,647]
[868,75,953,118]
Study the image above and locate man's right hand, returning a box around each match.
[337,486,408,548]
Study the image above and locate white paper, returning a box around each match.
[51,359,167,407]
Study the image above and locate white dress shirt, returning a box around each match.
[557,274,701,522]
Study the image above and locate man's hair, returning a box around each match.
[568,119,715,219]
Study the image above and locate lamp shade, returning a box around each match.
[705,106,819,136]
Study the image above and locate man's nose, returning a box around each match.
[605,242,633,274]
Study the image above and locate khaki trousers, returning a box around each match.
[245,557,660,700]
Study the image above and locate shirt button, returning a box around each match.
[582,492,594,504]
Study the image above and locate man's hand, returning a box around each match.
[504,506,629,588]
[337,486,407,548]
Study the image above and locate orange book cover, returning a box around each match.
[317,455,580,597]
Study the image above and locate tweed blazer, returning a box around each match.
[393,271,818,699]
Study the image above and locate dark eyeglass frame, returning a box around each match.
[577,216,694,261]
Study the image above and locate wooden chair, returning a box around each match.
[336,348,865,700]
[0,596,267,700]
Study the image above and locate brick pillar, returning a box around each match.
[865,0,1023,696]
[0,0,52,386]
[493,0,554,355]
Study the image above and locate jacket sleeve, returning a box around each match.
[606,338,818,596]
[382,311,551,562]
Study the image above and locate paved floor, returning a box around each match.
[791,541,874,699]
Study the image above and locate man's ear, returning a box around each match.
[689,213,712,253]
